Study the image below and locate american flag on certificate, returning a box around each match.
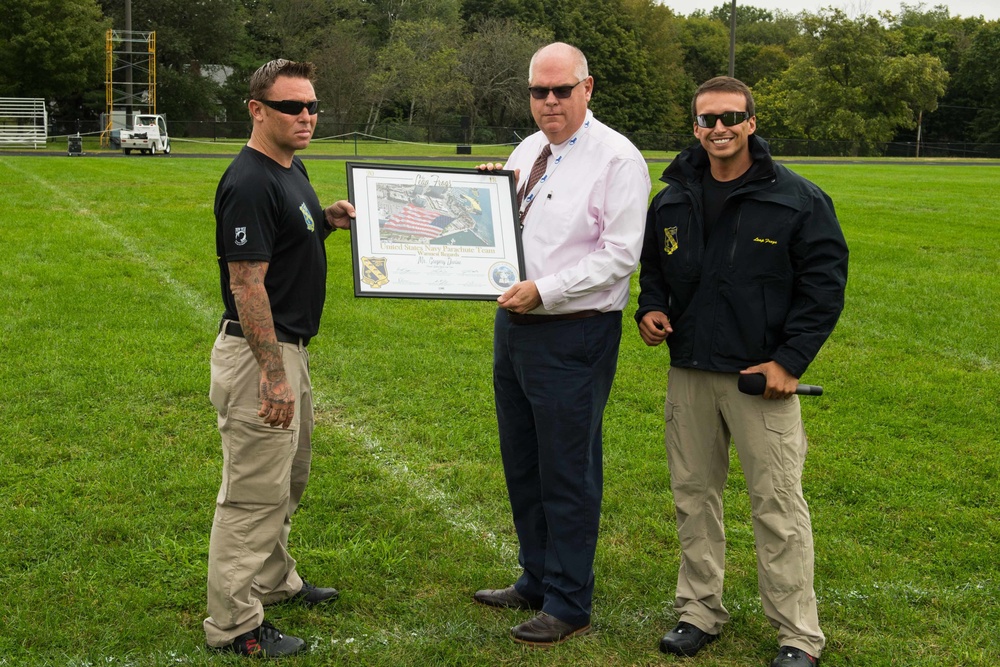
[384,203,454,239]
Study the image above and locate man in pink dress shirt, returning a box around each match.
[473,42,651,646]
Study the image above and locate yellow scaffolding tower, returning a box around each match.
[102,29,156,147]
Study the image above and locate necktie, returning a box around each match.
[518,143,552,222]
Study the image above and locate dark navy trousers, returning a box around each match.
[492,308,622,627]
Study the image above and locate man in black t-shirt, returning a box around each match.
[204,59,355,659]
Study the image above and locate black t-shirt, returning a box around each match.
[215,146,327,339]
[701,168,748,243]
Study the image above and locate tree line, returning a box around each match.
[1,0,998,151]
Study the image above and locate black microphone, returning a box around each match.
[738,373,824,396]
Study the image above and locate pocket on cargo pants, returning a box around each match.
[218,407,297,506]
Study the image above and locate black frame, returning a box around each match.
[346,162,524,300]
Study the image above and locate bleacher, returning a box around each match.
[0,98,48,148]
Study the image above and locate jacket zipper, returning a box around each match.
[729,208,742,268]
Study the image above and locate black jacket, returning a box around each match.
[635,136,848,378]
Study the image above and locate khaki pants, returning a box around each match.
[664,367,824,657]
[203,330,313,647]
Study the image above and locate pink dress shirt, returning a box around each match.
[506,111,651,314]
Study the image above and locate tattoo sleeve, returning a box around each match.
[228,260,285,381]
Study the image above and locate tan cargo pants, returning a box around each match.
[203,329,313,647]
[664,367,825,657]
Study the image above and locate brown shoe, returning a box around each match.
[510,612,592,646]
[473,585,542,611]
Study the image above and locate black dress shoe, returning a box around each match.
[771,646,819,667]
[473,585,542,611]
[659,621,719,657]
[510,612,592,646]
[210,620,306,658]
[292,580,339,607]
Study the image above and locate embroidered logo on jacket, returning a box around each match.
[664,226,679,255]
[300,203,316,232]
[753,237,777,245]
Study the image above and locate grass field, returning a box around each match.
[0,150,997,666]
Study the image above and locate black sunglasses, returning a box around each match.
[695,111,750,128]
[528,80,584,100]
[257,99,320,115]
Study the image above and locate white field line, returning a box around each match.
[1,158,217,328]
[328,414,518,564]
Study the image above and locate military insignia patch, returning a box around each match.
[664,226,679,255]
[299,202,315,232]
[361,256,389,288]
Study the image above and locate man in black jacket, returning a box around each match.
[635,77,848,667]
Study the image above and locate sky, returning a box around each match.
[658,0,1000,20]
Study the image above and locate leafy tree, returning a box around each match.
[741,44,790,87]
[460,0,546,27]
[227,1,375,131]
[622,0,691,135]
[364,48,402,131]
[731,7,800,86]
[754,9,948,154]
[890,3,966,65]
[542,0,667,135]
[682,5,800,87]
[244,0,339,61]
[358,0,461,44]
[707,3,775,25]
[0,0,109,114]
[310,21,375,133]
[949,21,1000,144]
[459,18,551,137]
[884,5,988,144]
[368,19,469,139]
[676,14,730,85]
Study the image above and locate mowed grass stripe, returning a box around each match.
[1,155,998,666]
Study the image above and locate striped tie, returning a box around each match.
[518,143,552,222]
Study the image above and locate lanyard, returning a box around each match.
[517,111,593,220]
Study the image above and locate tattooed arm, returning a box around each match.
[229,259,295,429]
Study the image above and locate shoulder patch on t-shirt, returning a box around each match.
[299,202,316,232]
[235,227,248,246]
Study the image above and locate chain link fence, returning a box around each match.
[43,117,1000,159]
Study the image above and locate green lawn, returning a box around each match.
[0,153,997,666]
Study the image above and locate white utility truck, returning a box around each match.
[120,114,170,155]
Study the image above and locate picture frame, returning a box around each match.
[346,162,525,300]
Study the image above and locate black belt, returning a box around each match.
[220,320,309,347]
[504,309,603,325]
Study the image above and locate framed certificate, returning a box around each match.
[346,162,524,300]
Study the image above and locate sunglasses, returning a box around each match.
[695,111,750,128]
[528,80,584,100]
[257,99,320,115]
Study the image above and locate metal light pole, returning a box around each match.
[728,0,737,77]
